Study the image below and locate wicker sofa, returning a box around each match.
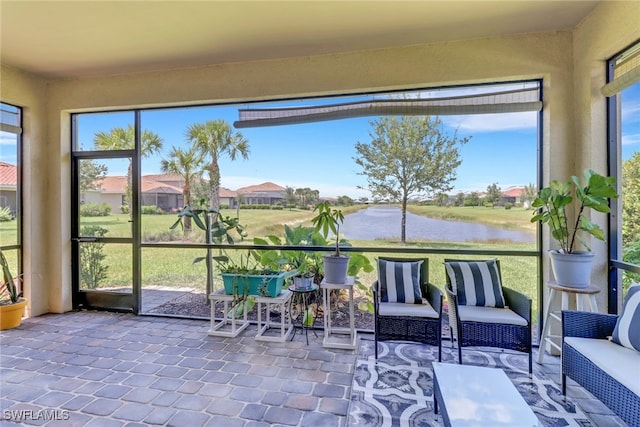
[562,310,640,426]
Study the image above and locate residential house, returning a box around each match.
[0,162,17,215]
[237,182,286,206]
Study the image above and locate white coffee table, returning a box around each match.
[432,362,541,427]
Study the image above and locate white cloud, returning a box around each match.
[0,132,18,145]
[622,132,640,146]
[621,99,640,123]
[443,112,537,132]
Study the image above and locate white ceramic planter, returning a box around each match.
[549,250,594,288]
[323,255,349,284]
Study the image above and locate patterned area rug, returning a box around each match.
[348,339,593,427]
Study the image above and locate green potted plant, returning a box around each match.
[0,249,26,330]
[531,169,618,288]
[311,201,350,284]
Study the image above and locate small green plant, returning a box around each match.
[171,199,247,295]
[0,207,13,222]
[531,169,618,253]
[0,249,21,304]
[311,201,345,257]
[80,225,109,289]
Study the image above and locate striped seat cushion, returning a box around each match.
[612,283,640,352]
[378,259,423,304]
[444,259,505,308]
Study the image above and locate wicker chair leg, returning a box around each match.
[561,373,567,395]
[528,351,532,375]
[457,343,462,364]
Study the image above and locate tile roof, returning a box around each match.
[91,175,182,194]
[236,181,285,193]
[0,162,17,186]
[502,187,524,197]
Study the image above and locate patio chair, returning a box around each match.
[373,257,443,361]
[444,259,532,374]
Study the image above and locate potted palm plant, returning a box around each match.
[311,201,349,284]
[531,169,618,288]
[0,249,26,330]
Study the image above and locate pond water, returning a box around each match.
[341,206,534,243]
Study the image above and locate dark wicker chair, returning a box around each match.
[562,310,640,427]
[445,259,532,374]
[372,257,443,361]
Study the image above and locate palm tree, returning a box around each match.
[160,145,204,231]
[186,120,249,211]
[93,125,163,212]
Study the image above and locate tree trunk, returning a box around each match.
[401,197,408,244]
[209,160,221,212]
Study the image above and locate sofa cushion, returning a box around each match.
[564,336,640,396]
[378,259,423,304]
[612,282,640,352]
[458,305,527,326]
[378,300,438,318]
[445,259,505,307]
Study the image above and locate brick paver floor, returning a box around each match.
[0,311,628,426]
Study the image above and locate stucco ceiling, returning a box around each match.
[1,0,601,80]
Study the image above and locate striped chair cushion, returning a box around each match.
[378,259,423,304]
[612,283,640,351]
[445,259,505,308]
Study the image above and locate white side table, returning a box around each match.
[254,290,293,342]
[537,280,600,363]
[208,289,250,337]
[321,276,357,350]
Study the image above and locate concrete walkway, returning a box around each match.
[0,311,627,426]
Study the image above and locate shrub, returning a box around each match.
[120,205,130,214]
[141,205,162,215]
[271,205,283,210]
[80,202,111,217]
[79,225,108,289]
[0,207,13,222]
[504,202,513,210]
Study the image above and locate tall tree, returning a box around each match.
[93,125,163,210]
[485,182,502,206]
[354,116,469,243]
[187,120,249,211]
[623,152,640,245]
[79,160,108,192]
[160,145,204,231]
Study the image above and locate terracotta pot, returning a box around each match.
[0,298,27,330]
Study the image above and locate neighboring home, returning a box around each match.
[502,186,525,205]
[237,182,286,206]
[83,175,184,213]
[0,162,17,215]
[219,187,238,209]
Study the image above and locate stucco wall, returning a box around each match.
[2,1,638,316]
[573,1,640,310]
[0,65,50,316]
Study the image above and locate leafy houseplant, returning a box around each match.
[312,201,350,284]
[254,224,323,290]
[531,169,618,287]
[0,249,27,330]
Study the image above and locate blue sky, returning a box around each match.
[67,82,640,199]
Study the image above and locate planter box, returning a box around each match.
[221,270,295,298]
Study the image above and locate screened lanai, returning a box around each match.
[2,0,638,324]
[1,2,640,426]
